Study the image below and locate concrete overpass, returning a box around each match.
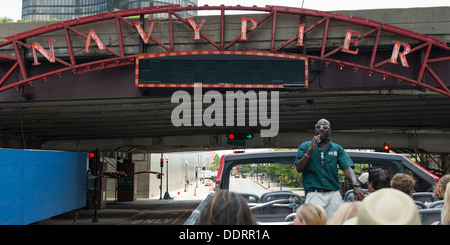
[0,4,449,157]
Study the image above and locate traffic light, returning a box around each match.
[160,158,164,167]
[88,150,98,169]
[226,133,254,140]
[156,173,162,179]
[383,143,390,152]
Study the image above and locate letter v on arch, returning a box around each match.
[119,17,170,51]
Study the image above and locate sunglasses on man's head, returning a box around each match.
[315,124,330,130]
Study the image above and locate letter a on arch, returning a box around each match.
[84,29,106,53]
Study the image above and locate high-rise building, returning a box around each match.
[22,0,198,21]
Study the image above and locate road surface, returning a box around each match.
[229,177,270,197]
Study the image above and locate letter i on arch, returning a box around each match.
[296,24,306,46]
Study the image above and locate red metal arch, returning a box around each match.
[0,4,449,96]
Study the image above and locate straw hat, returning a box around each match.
[344,188,421,225]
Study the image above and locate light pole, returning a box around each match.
[184,160,188,192]
[163,156,171,199]
[196,153,199,188]
[159,154,163,200]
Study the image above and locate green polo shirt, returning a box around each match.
[295,139,354,192]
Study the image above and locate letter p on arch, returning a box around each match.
[239,17,258,40]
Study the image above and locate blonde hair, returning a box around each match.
[296,203,327,225]
[441,182,450,225]
[328,201,361,225]
[434,174,450,200]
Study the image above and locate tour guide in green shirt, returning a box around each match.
[295,119,365,220]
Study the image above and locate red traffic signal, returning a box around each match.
[156,174,162,179]
[89,152,95,158]
[383,143,390,152]
[227,133,254,140]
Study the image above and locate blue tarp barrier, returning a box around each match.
[0,149,86,225]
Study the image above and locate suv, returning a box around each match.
[185,150,439,225]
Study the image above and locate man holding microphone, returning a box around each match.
[295,118,365,220]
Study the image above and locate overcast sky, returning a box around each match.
[0,0,448,21]
[198,0,449,11]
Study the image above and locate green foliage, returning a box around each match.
[239,163,303,188]
[0,17,13,23]
[209,154,221,171]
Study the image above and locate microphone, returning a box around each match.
[315,133,322,145]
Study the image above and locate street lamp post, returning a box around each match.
[163,157,171,199]
[196,153,199,188]
[184,160,188,192]
[159,153,163,200]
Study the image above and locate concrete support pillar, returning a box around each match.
[96,160,107,209]
[135,153,151,199]
[117,158,137,202]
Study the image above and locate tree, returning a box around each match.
[209,154,221,171]
[0,17,13,23]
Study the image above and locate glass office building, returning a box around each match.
[22,0,198,21]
